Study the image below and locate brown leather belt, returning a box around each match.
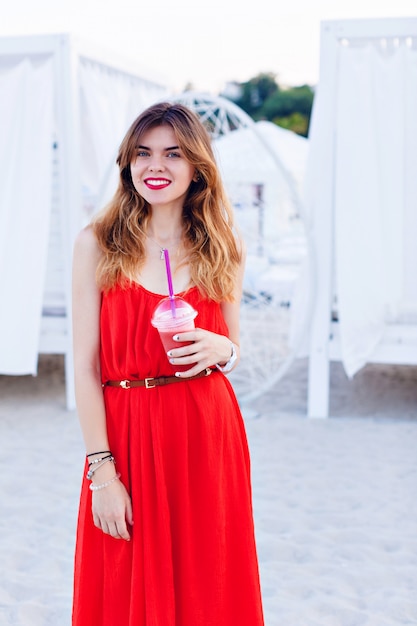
[104,367,216,390]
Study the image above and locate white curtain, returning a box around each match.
[404,46,417,308]
[79,61,168,221]
[0,56,54,375]
[335,42,417,376]
[334,44,386,377]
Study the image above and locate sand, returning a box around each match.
[0,355,416,626]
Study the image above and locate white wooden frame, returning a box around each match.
[307,18,417,418]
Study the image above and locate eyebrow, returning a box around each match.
[137,144,180,151]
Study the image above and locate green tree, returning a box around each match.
[224,76,314,137]
[272,112,310,137]
[234,73,279,119]
[260,84,314,137]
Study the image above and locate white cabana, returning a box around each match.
[305,18,417,417]
[214,119,309,304]
[0,34,168,407]
[214,120,308,247]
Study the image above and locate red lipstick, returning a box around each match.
[144,178,171,190]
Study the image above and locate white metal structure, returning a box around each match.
[0,34,167,408]
[306,18,417,417]
[170,91,254,138]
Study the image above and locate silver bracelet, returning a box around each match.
[215,341,238,373]
[89,472,121,491]
[86,456,115,480]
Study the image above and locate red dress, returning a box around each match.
[72,283,264,626]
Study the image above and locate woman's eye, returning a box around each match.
[167,151,181,158]
[136,150,149,157]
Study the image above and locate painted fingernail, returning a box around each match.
[173,335,180,341]
[167,350,172,357]
[169,358,175,364]
[175,372,181,377]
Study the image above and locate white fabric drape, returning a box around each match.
[0,57,54,374]
[404,46,417,309]
[79,61,168,221]
[334,44,387,377]
[335,43,417,376]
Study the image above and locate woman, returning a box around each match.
[72,102,264,626]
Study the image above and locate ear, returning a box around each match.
[193,171,201,183]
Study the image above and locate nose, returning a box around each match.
[148,156,164,172]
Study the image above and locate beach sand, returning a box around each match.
[0,355,416,625]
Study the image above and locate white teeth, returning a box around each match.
[147,179,169,186]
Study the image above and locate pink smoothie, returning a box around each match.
[158,329,196,372]
[151,296,198,373]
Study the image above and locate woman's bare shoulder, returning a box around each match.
[73,227,103,286]
[74,225,101,259]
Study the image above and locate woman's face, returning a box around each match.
[130,125,196,210]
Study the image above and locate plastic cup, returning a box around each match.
[151,296,198,371]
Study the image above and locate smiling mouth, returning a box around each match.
[144,178,171,190]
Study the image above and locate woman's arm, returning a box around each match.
[72,227,133,540]
[168,239,246,376]
[72,227,108,451]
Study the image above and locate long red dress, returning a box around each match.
[72,283,264,626]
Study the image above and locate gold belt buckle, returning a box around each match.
[120,379,131,389]
[145,377,156,389]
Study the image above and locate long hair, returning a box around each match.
[92,102,241,302]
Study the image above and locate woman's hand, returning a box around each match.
[91,477,133,541]
[166,328,237,377]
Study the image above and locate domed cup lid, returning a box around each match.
[151,296,198,330]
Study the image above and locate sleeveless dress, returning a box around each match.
[72,282,264,626]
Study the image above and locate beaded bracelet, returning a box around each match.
[86,456,115,480]
[88,453,113,468]
[86,450,111,459]
[89,472,121,491]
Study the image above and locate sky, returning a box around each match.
[1,0,416,93]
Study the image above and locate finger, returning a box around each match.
[167,346,194,359]
[168,352,201,367]
[116,520,131,541]
[172,331,197,344]
[93,513,102,530]
[174,364,208,379]
[108,522,122,540]
[126,498,134,527]
[167,343,198,359]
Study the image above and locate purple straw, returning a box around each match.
[163,248,176,317]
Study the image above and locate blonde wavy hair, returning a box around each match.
[93,102,241,302]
